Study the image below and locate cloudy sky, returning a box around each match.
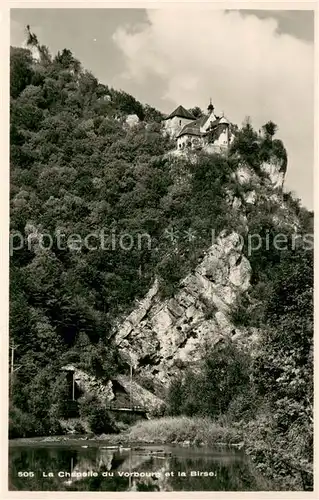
[11,8,314,209]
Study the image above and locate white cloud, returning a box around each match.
[113,9,314,208]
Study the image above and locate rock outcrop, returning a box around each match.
[61,365,114,403]
[261,153,286,189]
[113,231,253,387]
[60,365,164,411]
[112,150,288,388]
[125,114,140,128]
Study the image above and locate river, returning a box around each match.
[9,442,270,491]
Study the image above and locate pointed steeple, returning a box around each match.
[207,98,214,113]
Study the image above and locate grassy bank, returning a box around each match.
[9,434,125,447]
[127,416,243,446]
[10,415,312,491]
[9,416,243,448]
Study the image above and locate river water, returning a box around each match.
[9,443,269,491]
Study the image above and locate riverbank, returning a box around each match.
[10,416,312,491]
[9,433,126,447]
[9,416,244,448]
[127,416,244,447]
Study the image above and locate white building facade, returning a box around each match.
[163,102,234,153]
[163,105,197,139]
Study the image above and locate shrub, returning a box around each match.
[229,293,252,327]
[128,416,242,445]
[167,342,252,419]
[79,394,115,435]
[9,403,62,438]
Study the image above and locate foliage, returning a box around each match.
[12,37,241,435]
[9,404,46,438]
[79,394,116,435]
[230,117,287,174]
[9,38,174,436]
[229,292,252,327]
[128,416,242,446]
[165,150,313,490]
[167,342,251,418]
[9,34,313,492]
[188,106,203,118]
[262,120,277,138]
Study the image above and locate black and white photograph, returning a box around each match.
[7,5,315,493]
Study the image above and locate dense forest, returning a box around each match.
[9,31,313,491]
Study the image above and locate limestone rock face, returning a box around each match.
[232,165,255,185]
[61,366,115,404]
[111,153,289,388]
[232,196,243,210]
[115,375,164,411]
[113,231,252,387]
[261,155,286,189]
[22,40,41,61]
[60,365,164,410]
[125,114,140,127]
[243,190,257,205]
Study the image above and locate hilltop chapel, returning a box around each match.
[162,100,234,153]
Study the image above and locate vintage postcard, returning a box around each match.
[4,2,316,497]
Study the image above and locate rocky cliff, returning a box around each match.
[60,365,164,410]
[111,146,292,390]
[113,231,255,387]
[111,157,289,388]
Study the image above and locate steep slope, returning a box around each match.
[112,144,298,388]
[113,230,253,386]
[9,36,312,457]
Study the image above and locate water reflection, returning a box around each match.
[9,444,269,491]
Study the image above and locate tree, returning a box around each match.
[229,119,260,169]
[54,49,81,74]
[262,121,278,140]
[9,31,173,437]
[167,342,251,418]
[10,47,34,98]
[188,106,203,118]
[143,104,164,122]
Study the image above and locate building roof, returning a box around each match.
[209,118,221,128]
[219,116,230,125]
[176,123,202,138]
[176,112,231,138]
[164,105,196,121]
[204,117,230,133]
[196,114,209,127]
[176,114,208,138]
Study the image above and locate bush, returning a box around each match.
[9,403,62,438]
[226,390,261,422]
[9,405,37,438]
[128,416,242,445]
[167,342,252,418]
[229,293,252,327]
[79,395,115,435]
